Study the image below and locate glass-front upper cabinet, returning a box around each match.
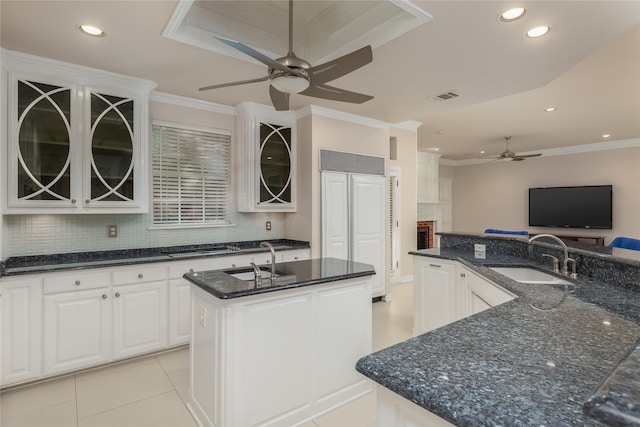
[3,50,156,213]
[236,102,296,212]
[259,122,292,205]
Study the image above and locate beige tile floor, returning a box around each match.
[0,282,413,427]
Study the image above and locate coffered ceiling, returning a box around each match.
[1,1,639,160]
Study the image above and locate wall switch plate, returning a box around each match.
[266,221,271,231]
[474,244,486,252]
[107,225,118,237]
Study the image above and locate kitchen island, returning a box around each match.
[356,233,640,426]
[184,257,375,427]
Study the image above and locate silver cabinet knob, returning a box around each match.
[294,256,299,260]
[71,199,77,204]
[189,268,194,273]
[115,292,121,297]
[102,294,107,299]
[75,280,81,286]
[138,273,144,279]
[232,264,237,268]
[85,199,90,204]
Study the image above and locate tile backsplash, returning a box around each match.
[4,210,286,257]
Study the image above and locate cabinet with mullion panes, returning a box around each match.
[4,52,154,213]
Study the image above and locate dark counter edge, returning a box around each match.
[184,260,377,299]
[0,239,310,277]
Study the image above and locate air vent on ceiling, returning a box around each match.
[430,91,460,102]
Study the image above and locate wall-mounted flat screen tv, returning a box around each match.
[528,185,612,229]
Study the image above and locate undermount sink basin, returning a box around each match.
[490,267,571,285]
[225,267,279,281]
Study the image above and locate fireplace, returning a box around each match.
[417,221,434,249]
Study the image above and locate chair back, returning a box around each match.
[610,237,640,251]
[484,229,529,236]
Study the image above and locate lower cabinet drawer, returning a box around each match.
[43,271,111,294]
[112,265,168,285]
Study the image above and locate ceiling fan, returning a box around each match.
[198,0,374,111]
[485,136,542,161]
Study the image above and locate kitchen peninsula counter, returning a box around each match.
[356,234,640,426]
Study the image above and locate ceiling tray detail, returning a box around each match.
[163,0,432,66]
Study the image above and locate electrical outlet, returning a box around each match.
[474,250,486,259]
[474,244,486,252]
[266,221,271,231]
[107,225,118,237]
[199,305,207,327]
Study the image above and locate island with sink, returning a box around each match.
[357,232,640,426]
[183,255,376,427]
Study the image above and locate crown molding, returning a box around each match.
[392,121,423,131]
[150,92,236,115]
[296,105,390,130]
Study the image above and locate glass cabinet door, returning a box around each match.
[89,92,135,203]
[258,122,292,205]
[17,80,72,201]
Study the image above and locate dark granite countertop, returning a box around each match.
[0,239,310,277]
[356,235,640,427]
[183,257,376,299]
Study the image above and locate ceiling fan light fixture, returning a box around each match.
[79,24,105,37]
[270,74,310,94]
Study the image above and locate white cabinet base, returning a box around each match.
[376,385,455,427]
[188,277,373,427]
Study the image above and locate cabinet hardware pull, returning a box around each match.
[460,273,466,278]
[189,268,194,273]
[429,264,441,268]
[71,199,77,204]
[75,280,81,286]
[115,292,120,297]
[85,199,90,204]
[102,294,107,299]
[294,257,298,260]
[232,264,237,268]
[138,273,143,279]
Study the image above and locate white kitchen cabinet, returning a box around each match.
[168,280,191,346]
[413,256,515,335]
[459,266,515,316]
[1,277,43,386]
[3,49,155,213]
[236,102,296,212]
[413,257,460,335]
[376,385,456,427]
[112,281,168,359]
[417,151,441,203]
[321,171,386,298]
[279,248,310,263]
[43,288,111,375]
[188,277,372,427]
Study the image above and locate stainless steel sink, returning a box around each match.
[227,268,278,281]
[490,267,571,284]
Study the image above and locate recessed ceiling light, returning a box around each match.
[480,150,486,154]
[499,7,527,22]
[602,134,611,138]
[544,107,557,112]
[79,24,106,37]
[436,130,445,134]
[526,26,551,38]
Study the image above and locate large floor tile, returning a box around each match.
[75,357,174,418]
[156,346,189,374]
[1,400,77,427]
[312,390,377,427]
[167,368,189,403]
[78,390,196,427]
[0,377,76,420]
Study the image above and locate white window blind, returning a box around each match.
[151,123,231,226]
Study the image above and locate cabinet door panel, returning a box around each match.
[413,260,457,334]
[321,172,349,260]
[43,289,111,375]
[1,279,43,385]
[169,280,191,345]
[112,281,167,359]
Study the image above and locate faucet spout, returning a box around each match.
[528,234,570,275]
[260,242,277,280]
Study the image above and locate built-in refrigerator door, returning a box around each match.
[321,172,349,261]
[351,174,386,298]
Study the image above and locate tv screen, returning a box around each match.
[528,185,612,229]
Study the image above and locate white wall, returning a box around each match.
[452,146,640,244]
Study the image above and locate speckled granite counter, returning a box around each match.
[0,239,309,276]
[184,257,376,299]
[356,233,640,427]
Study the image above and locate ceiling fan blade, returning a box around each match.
[199,75,271,92]
[307,46,373,85]
[515,153,542,159]
[301,83,373,104]
[215,36,304,78]
[269,85,290,111]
